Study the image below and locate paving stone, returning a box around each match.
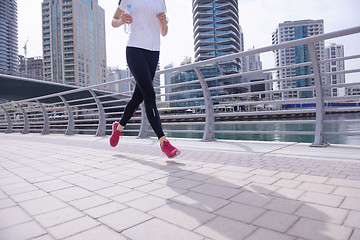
[31,234,55,240]
[246,175,279,185]
[265,197,302,214]
[245,228,296,240]
[51,186,94,202]
[69,195,111,211]
[123,218,203,240]
[99,208,152,232]
[0,206,32,229]
[47,216,100,239]
[231,191,272,207]
[0,221,47,240]
[294,174,328,183]
[95,185,131,197]
[297,182,336,194]
[333,186,360,198]
[111,190,147,203]
[341,197,360,211]
[66,225,127,240]
[126,195,167,212]
[215,202,265,223]
[11,189,49,202]
[344,210,360,228]
[326,178,360,188]
[295,203,348,224]
[274,179,302,188]
[350,229,360,240]
[34,206,84,228]
[18,195,68,216]
[250,169,279,176]
[271,187,305,200]
[194,216,256,240]
[288,218,353,240]
[34,179,74,192]
[84,201,127,218]
[149,201,216,230]
[168,179,202,190]
[172,191,229,212]
[190,183,240,199]
[298,191,344,207]
[0,198,16,210]
[149,186,188,199]
[253,210,299,232]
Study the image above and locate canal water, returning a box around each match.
[163,112,360,145]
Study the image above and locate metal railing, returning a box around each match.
[1,26,360,146]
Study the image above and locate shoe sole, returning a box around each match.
[110,122,119,147]
[163,150,181,159]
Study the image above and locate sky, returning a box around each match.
[18,0,360,76]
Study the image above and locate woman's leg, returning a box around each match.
[126,47,165,139]
[119,84,143,129]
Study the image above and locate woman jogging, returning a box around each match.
[110,0,181,158]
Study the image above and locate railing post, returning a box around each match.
[36,100,50,135]
[59,96,75,135]
[1,106,13,134]
[17,104,30,134]
[138,103,150,138]
[308,43,329,147]
[194,67,216,141]
[89,90,106,136]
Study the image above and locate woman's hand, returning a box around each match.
[121,13,133,25]
[112,8,132,28]
[156,12,168,36]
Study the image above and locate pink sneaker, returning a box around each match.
[161,140,181,158]
[110,122,123,147]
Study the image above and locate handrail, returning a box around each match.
[1,26,360,145]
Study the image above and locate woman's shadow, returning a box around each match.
[114,154,334,240]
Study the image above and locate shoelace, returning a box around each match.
[163,141,175,151]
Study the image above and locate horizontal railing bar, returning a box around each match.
[163,130,204,133]
[324,119,360,124]
[214,108,317,117]
[324,131,360,136]
[322,82,360,89]
[162,122,205,126]
[321,68,360,77]
[215,120,316,125]
[211,86,316,100]
[214,130,315,135]
[70,102,97,108]
[67,96,95,103]
[319,54,360,64]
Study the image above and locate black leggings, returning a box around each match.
[119,47,165,139]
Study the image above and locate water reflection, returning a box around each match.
[163,112,360,145]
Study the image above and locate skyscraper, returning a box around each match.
[192,0,243,73]
[324,43,345,97]
[272,20,325,99]
[243,47,262,72]
[42,0,107,87]
[0,0,18,74]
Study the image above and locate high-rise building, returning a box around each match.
[19,56,43,80]
[272,19,325,99]
[324,43,345,97]
[0,0,18,74]
[42,0,107,87]
[164,63,174,101]
[192,0,243,73]
[243,47,262,72]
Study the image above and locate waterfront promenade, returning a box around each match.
[0,133,359,240]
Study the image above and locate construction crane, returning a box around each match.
[23,36,29,75]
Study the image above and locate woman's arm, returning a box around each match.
[156,12,168,36]
[112,7,132,28]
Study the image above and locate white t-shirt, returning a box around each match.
[119,0,166,51]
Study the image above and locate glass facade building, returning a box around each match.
[42,0,107,87]
[192,0,243,73]
[0,0,18,74]
[272,20,325,99]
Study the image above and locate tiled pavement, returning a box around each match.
[0,133,359,240]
